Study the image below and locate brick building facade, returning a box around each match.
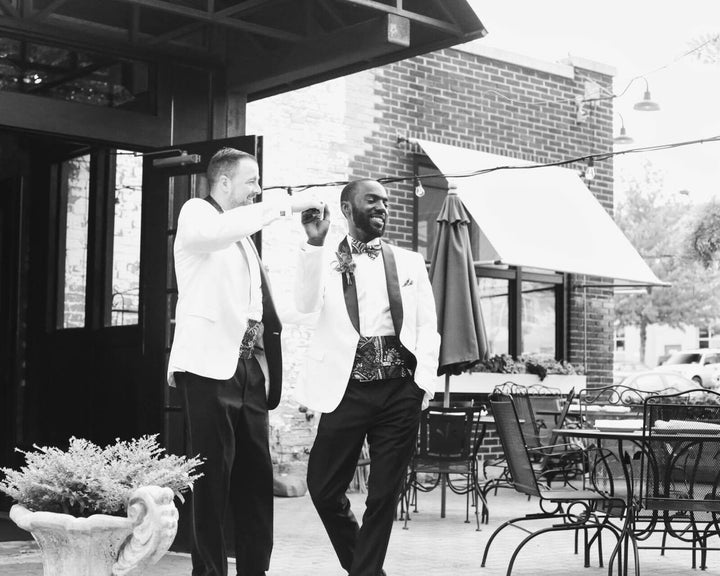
[247,42,617,474]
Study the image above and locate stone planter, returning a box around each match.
[9,485,178,576]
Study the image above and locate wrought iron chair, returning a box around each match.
[481,394,627,575]
[577,384,689,429]
[633,388,720,570]
[402,401,487,530]
[484,386,581,496]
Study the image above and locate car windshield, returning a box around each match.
[664,353,702,365]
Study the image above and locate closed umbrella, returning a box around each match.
[429,188,489,408]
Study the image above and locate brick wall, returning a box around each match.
[248,45,616,471]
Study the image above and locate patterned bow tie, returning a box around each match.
[350,238,381,259]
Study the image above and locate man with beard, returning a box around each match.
[294,178,440,576]
[169,147,323,576]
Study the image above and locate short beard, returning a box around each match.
[351,204,385,240]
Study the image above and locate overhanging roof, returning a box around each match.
[0,0,487,101]
[413,139,666,287]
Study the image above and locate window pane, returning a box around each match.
[478,277,509,356]
[0,35,155,112]
[59,154,91,328]
[521,281,556,356]
[109,151,143,326]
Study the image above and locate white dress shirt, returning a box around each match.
[238,237,263,322]
[347,235,395,337]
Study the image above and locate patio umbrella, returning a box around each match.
[429,188,489,407]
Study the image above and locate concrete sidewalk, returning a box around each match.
[1,487,717,575]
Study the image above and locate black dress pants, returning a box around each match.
[307,376,423,576]
[176,358,272,576]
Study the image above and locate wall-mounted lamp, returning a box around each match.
[613,113,634,145]
[633,77,661,111]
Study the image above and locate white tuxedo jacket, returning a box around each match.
[167,198,283,409]
[294,240,440,413]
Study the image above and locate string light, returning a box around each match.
[583,158,596,181]
[263,133,720,194]
[414,178,426,198]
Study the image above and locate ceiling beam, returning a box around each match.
[144,21,206,46]
[0,16,222,68]
[334,0,461,35]
[0,0,19,18]
[112,0,305,42]
[317,0,346,28]
[428,0,461,28]
[231,13,410,96]
[31,0,69,21]
[215,0,286,18]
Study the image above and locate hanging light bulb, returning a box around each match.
[414,178,426,198]
[613,113,634,145]
[584,158,596,181]
[633,77,660,112]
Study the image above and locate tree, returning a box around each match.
[686,202,720,269]
[614,161,720,364]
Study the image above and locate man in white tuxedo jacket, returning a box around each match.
[168,148,322,576]
[295,179,440,576]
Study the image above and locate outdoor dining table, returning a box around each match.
[553,425,720,575]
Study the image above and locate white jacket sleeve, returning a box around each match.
[294,243,326,314]
[411,252,441,407]
[177,198,291,253]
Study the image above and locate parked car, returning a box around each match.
[651,348,720,387]
[613,361,650,384]
[619,371,700,394]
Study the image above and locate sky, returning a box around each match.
[466,0,720,205]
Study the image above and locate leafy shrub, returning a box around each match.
[473,354,584,380]
[0,435,202,517]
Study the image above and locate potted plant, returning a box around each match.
[0,434,202,576]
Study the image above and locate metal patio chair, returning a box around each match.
[402,401,487,530]
[484,387,582,496]
[633,388,720,570]
[481,394,627,576]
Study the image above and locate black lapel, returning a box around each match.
[338,238,360,334]
[204,195,223,213]
[381,241,403,336]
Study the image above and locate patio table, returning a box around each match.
[554,426,720,575]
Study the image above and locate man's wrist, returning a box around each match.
[277,198,293,219]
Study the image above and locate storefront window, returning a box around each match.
[0,35,155,112]
[478,277,509,356]
[58,154,91,328]
[109,152,143,326]
[521,281,556,356]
